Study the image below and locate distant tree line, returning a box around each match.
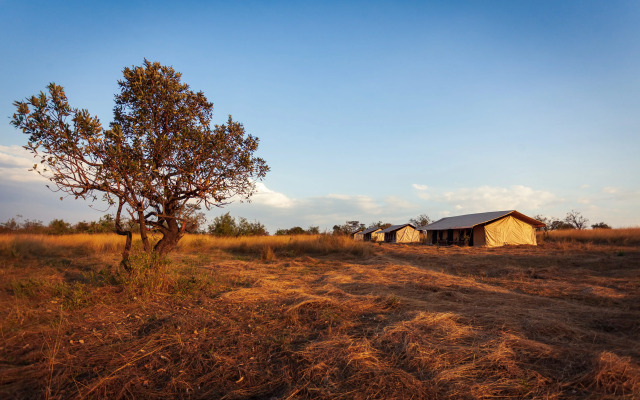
[274,226,320,235]
[534,210,610,231]
[0,212,268,236]
[0,215,117,235]
[1,210,612,237]
[207,213,268,236]
[330,215,431,236]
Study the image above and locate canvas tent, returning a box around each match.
[418,210,545,247]
[362,227,384,242]
[379,224,420,243]
[353,230,364,241]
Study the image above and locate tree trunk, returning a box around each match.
[115,230,133,272]
[153,218,182,256]
[137,209,152,254]
[114,199,132,272]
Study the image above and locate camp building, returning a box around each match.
[379,223,420,243]
[362,227,384,242]
[353,230,364,241]
[418,210,545,247]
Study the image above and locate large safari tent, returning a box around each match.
[379,224,420,243]
[419,210,545,247]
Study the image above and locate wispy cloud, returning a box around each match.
[215,185,410,232]
[0,145,48,183]
[251,182,294,208]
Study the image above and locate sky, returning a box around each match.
[1,0,639,233]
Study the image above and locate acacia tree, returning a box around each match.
[409,214,431,227]
[332,221,365,236]
[12,60,269,269]
[564,210,589,230]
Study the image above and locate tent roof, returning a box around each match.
[418,210,546,231]
[379,223,416,234]
[362,227,382,234]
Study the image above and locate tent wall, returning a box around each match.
[395,226,420,243]
[364,230,384,242]
[473,226,486,247]
[354,232,364,241]
[484,216,536,247]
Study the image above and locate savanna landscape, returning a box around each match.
[1,230,639,399]
[2,6,639,399]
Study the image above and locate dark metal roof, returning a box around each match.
[418,210,546,231]
[362,227,382,235]
[379,223,417,234]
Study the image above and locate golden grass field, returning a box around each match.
[1,230,639,399]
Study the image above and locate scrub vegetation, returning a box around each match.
[1,230,639,399]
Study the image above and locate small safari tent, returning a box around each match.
[418,210,545,247]
[380,224,420,243]
[353,230,364,241]
[362,227,384,242]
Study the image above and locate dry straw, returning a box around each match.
[0,231,638,399]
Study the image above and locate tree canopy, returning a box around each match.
[332,221,365,236]
[207,212,268,237]
[409,214,431,227]
[12,60,269,269]
[564,210,589,230]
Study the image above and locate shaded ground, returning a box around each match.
[1,238,639,399]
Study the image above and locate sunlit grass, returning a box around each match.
[1,231,639,399]
[0,233,123,259]
[179,234,375,257]
[0,233,376,259]
[538,228,640,246]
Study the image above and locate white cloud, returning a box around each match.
[412,183,428,191]
[251,182,294,208]
[603,187,618,194]
[580,184,590,189]
[0,145,48,183]
[214,186,407,232]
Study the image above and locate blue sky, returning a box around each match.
[1,0,639,232]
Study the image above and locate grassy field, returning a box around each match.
[1,232,639,399]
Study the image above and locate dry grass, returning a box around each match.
[539,228,640,246]
[1,234,639,399]
[0,233,123,259]
[178,234,374,257]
